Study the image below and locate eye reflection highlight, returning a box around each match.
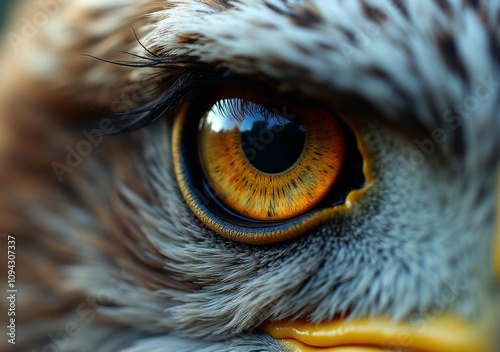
[204,99,306,174]
[198,96,347,221]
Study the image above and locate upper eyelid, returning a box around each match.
[98,62,292,134]
[88,32,335,133]
[92,43,433,142]
[86,35,354,134]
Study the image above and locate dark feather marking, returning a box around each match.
[266,2,322,29]
[436,0,452,14]
[437,34,468,82]
[489,32,500,64]
[289,5,322,29]
[362,3,388,25]
[340,28,356,45]
[462,0,479,10]
[389,0,409,19]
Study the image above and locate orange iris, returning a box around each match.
[198,91,346,221]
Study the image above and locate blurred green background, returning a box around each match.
[0,0,14,32]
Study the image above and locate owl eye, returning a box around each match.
[172,87,368,244]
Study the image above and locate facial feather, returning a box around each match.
[0,0,498,351]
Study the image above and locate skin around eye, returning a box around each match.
[198,95,346,221]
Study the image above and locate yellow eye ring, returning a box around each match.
[172,87,371,244]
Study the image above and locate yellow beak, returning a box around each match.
[263,312,497,351]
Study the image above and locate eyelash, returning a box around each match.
[108,71,227,134]
[88,46,235,134]
[88,33,318,136]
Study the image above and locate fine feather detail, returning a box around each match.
[0,0,498,351]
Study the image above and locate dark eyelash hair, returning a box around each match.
[86,33,235,135]
[87,31,302,135]
[88,54,231,134]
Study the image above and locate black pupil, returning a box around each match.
[240,104,305,174]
